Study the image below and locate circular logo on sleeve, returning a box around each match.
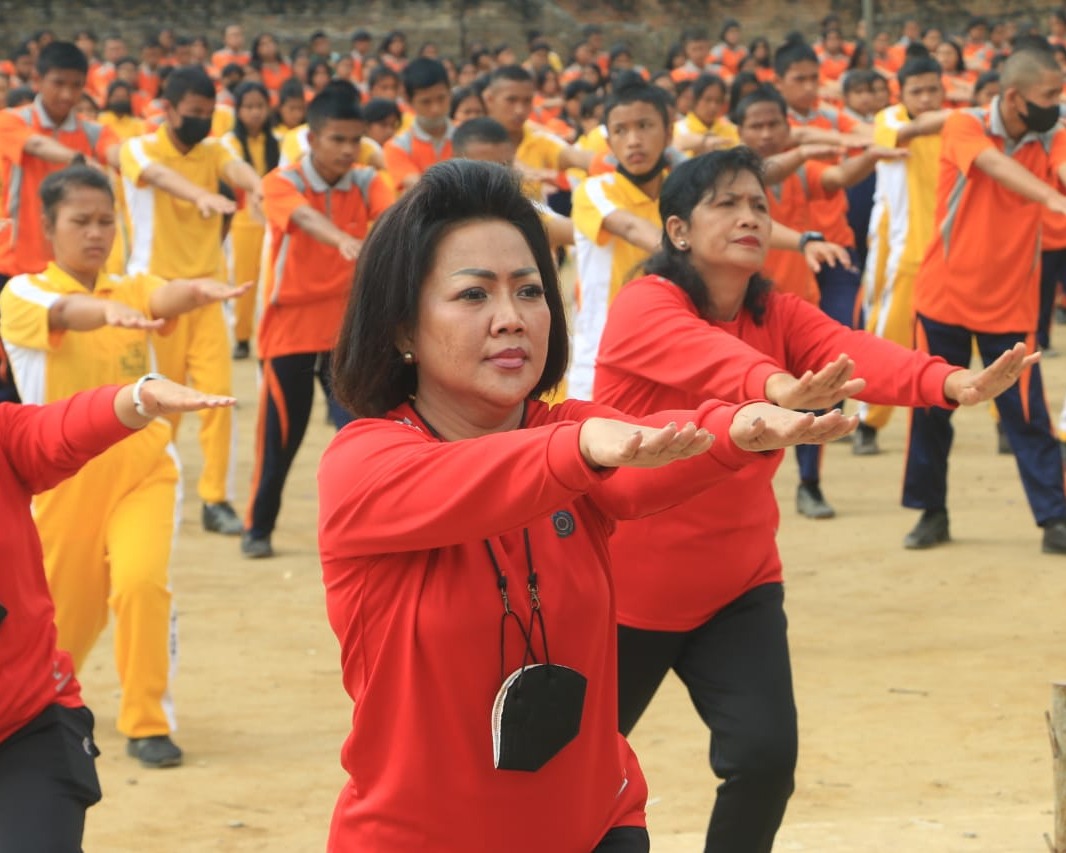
[552,510,576,538]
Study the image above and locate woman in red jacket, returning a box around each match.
[0,377,233,851]
[318,159,856,853]
[593,147,1038,853]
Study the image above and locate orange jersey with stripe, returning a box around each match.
[382,122,454,188]
[0,102,117,276]
[258,156,395,357]
[786,104,858,246]
[915,103,1066,333]
[763,164,829,303]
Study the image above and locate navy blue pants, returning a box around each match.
[247,351,353,538]
[903,314,1066,525]
[617,583,796,853]
[846,173,877,276]
[795,249,861,483]
[1039,248,1066,350]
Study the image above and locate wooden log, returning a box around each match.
[1048,683,1066,853]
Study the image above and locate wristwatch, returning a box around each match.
[798,231,825,251]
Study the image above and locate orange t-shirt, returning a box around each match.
[914,106,1066,333]
[0,103,117,276]
[763,163,831,303]
[258,156,396,357]
[260,63,293,99]
[786,105,858,246]
[382,123,454,189]
[211,49,251,71]
[819,54,850,84]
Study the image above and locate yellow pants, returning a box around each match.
[153,301,236,503]
[36,430,179,738]
[230,218,264,345]
[859,264,917,431]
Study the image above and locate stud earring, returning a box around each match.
[402,351,416,365]
[677,240,689,249]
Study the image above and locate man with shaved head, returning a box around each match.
[902,44,1066,554]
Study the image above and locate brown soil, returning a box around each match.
[82,349,1066,852]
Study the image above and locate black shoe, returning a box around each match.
[127,735,183,768]
[232,340,250,360]
[1042,520,1066,554]
[996,422,1013,455]
[796,482,835,519]
[852,423,880,456]
[202,501,243,535]
[903,509,950,549]
[241,530,274,559]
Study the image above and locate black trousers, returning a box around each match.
[0,704,101,852]
[617,583,796,853]
[247,352,353,537]
[593,826,649,852]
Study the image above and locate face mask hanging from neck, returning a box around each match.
[616,152,668,187]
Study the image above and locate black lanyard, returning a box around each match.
[410,403,548,683]
[484,530,551,683]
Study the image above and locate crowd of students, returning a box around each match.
[3,9,1066,853]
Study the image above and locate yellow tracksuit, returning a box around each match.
[98,111,147,276]
[221,131,268,345]
[859,104,941,430]
[0,263,179,738]
[121,127,237,503]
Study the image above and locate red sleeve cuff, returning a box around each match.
[696,400,761,471]
[545,421,613,491]
[742,362,781,399]
[920,360,961,410]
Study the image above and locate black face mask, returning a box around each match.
[1020,98,1061,134]
[174,114,212,147]
[108,100,132,116]
[616,152,668,187]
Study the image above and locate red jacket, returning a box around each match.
[594,275,959,631]
[317,396,758,851]
[0,386,134,744]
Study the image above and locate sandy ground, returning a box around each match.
[79,343,1066,852]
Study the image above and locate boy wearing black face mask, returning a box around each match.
[119,65,263,537]
[903,45,1066,555]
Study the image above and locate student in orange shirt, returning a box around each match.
[138,37,164,101]
[710,19,747,77]
[251,33,291,100]
[670,26,713,83]
[904,46,1066,554]
[383,58,453,192]
[937,39,977,106]
[212,24,250,72]
[963,16,995,72]
[242,87,395,558]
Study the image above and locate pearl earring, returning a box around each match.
[402,351,416,365]
[678,240,689,249]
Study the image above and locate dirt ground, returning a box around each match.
[79,344,1066,852]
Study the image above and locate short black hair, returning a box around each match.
[368,66,400,89]
[278,78,306,104]
[6,86,35,108]
[842,68,879,94]
[603,82,671,127]
[489,64,533,86]
[164,66,217,106]
[773,38,818,77]
[449,85,484,119]
[563,79,596,102]
[974,69,1000,94]
[646,148,772,322]
[731,84,787,126]
[692,72,727,101]
[453,116,511,154]
[40,164,114,225]
[680,26,710,45]
[897,56,943,88]
[363,97,401,123]
[306,83,363,131]
[720,18,741,39]
[106,79,134,99]
[401,57,449,99]
[332,159,568,417]
[37,41,89,77]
